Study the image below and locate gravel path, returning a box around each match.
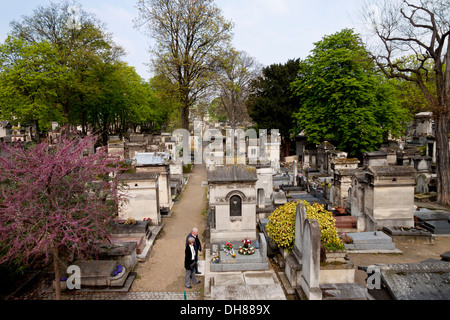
[129,162,207,295]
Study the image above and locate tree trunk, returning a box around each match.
[435,113,450,206]
[34,118,41,144]
[52,246,62,300]
[181,105,190,130]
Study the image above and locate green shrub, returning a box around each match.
[266,200,344,252]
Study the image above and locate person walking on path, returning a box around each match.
[185,237,201,289]
[130,160,207,293]
[186,228,202,274]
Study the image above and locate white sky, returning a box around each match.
[0,0,364,81]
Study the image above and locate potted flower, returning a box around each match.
[335,206,345,215]
[111,264,124,278]
[143,217,152,225]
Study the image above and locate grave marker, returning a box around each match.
[299,218,322,300]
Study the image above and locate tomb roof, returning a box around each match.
[118,172,160,181]
[331,158,360,164]
[366,166,417,176]
[363,150,388,157]
[207,165,258,183]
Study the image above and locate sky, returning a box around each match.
[0,0,364,81]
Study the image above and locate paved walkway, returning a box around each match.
[37,290,202,300]
[129,161,208,294]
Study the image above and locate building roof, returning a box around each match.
[207,165,258,183]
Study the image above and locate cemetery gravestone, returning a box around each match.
[293,202,307,263]
[299,219,322,300]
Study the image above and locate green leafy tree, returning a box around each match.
[247,58,302,157]
[290,29,409,157]
[9,0,125,130]
[0,36,67,141]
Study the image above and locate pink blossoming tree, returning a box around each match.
[0,131,126,299]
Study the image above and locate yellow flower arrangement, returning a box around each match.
[266,200,344,252]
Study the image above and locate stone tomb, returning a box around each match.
[207,165,258,242]
[72,260,133,288]
[97,242,138,271]
[118,172,161,225]
[350,166,417,231]
[110,220,153,256]
[134,152,173,212]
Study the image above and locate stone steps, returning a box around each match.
[334,215,357,229]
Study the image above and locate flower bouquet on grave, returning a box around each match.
[111,265,124,277]
[211,251,220,264]
[124,218,136,225]
[242,238,251,248]
[223,242,235,256]
[238,239,255,255]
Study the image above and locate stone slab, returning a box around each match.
[383,226,432,237]
[344,232,396,250]
[441,251,450,262]
[77,272,137,292]
[137,224,163,261]
[379,262,450,300]
[75,260,116,277]
[414,209,450,221]
[243,273,277,285]
[110,221,149,236]
[210,261,269,272]
[210,284,286,300]
[73,260,117,287]
[320,283,368,300]
[278,272,295,295]
[98,242,137,257]
[423,220,450,234]
[213,273,246,286]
